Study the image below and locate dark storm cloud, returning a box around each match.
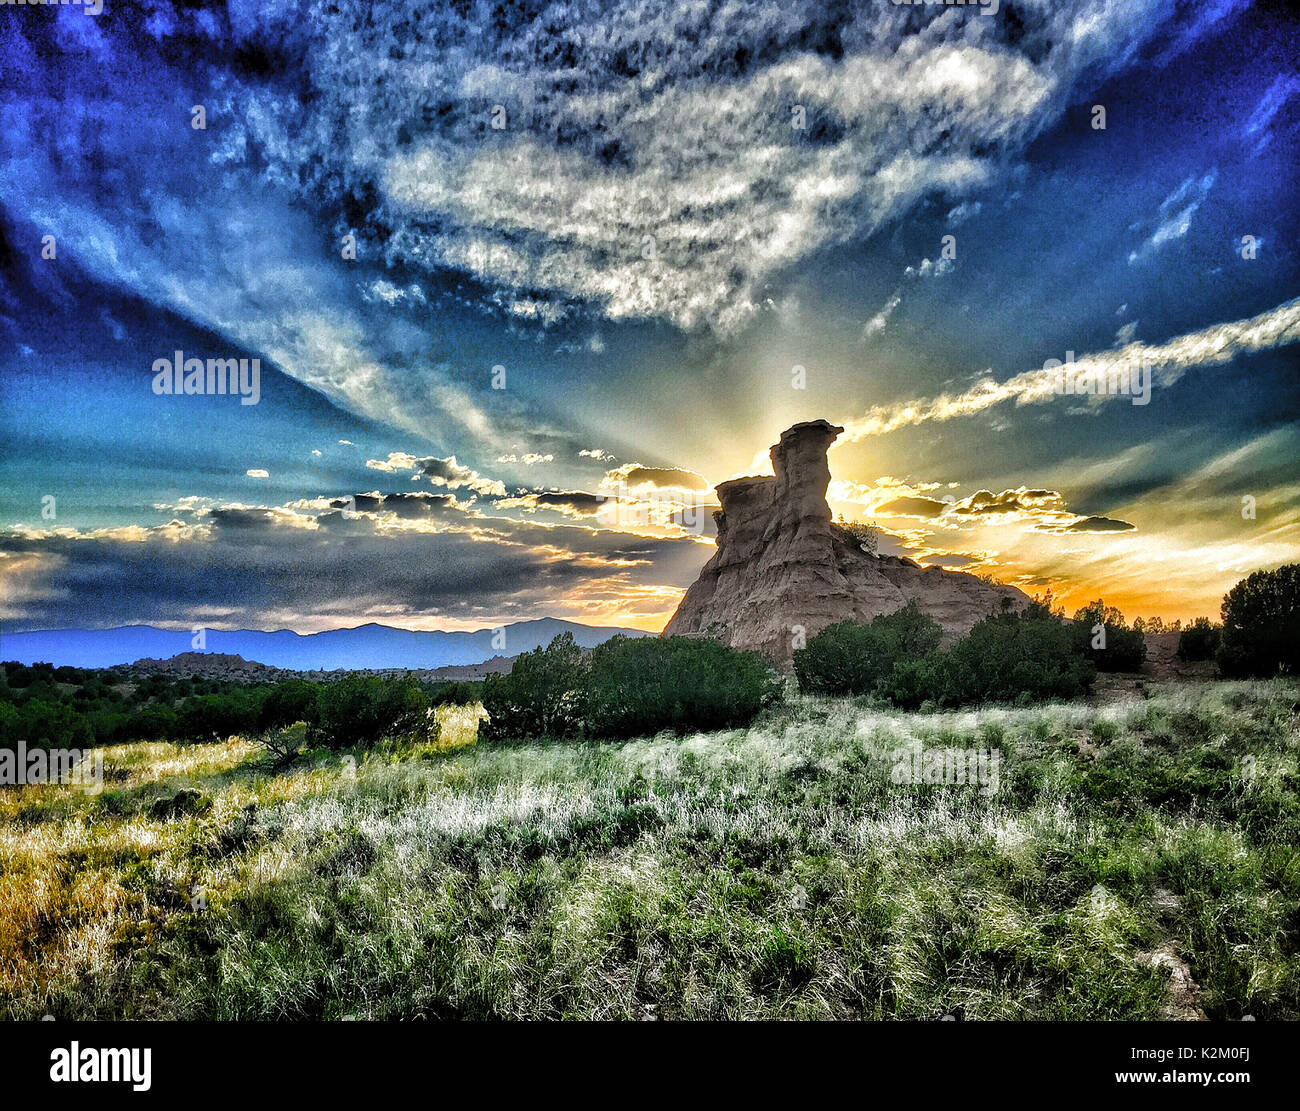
[0,506,704,631]
[877,495,949,519]
[323,492,469,519]
[501,491,607,518]
[1058,516,1138,534]
[612,467,711,492]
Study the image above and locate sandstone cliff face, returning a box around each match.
[663,419,1030,665]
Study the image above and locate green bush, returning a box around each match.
[877,653,950,711]
[424,680,484,706]
[1071,600,1147,672]
[311,676,433,750]
[1217,564,1300,677]
[1176,617,1222,661]
[0,698,94,749]
[258,720,310,764]
[177,692,260,742]
[878,604,1094,708]
[127,704,180,742]
[257,679,320,731]
[584,635,780,739]
[945,607,1095,705]
[479,633,589,741]
[793,602,943,696]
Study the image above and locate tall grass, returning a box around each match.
[1,682,1296,1020]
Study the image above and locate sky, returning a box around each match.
[1,0,1297,635]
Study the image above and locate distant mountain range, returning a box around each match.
[0,619,651,670]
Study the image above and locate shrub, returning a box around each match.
[126,704,179,741]
[311,676,433,750]
[1071,600,1147,672]
[584,635,781,739]
[878,604,1093,708]
[424,680,484,707]
[793,602,943,696]
[177,693,260,742]
[257,679,320,731]
[834,517,880,555]
[1217,564,1300,677]
[878,653,950,711]
[1176,618,1222,662]
[150,788,210,820]
[944,606,1095,705]
[479,633,589,741]
[0,699,94,749]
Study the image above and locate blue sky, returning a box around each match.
[1,0,1297,633]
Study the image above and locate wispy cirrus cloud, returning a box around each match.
[1128,170,1217,263]
[840,296,1300,441]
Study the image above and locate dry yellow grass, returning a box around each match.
[0,712,490,1014]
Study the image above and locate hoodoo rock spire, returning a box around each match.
[663,420,1029,665]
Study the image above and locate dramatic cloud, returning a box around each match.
[0,493,709,632]
[365,1,1175,332]
[876,495,949,519]
[2,0,1293,633]
[1056,516,1138,533]
[4,0,1172,348]
[497,491,606,520]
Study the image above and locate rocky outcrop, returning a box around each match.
[663,419,1030,665]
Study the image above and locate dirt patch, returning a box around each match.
[1139,943,1207,1021]
[1140,887,1207,1021]
[1087,633,1219,704]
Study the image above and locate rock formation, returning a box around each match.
[663,419,1030,664]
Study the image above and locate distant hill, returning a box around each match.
[107,651,520,683]
[0,619,650,670]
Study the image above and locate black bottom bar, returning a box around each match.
[0,1020,1286,1101]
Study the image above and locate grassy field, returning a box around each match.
[2,685,1297,1020]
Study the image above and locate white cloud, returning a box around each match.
[842,295,1300,440]
[272,0,1171,333]
[1128,170,1217,264]
[365,452,420,473]
[1114,320,1138,346]
[365,452,506,497]
[862,254,953,340]
[497,453,554,465]
[1245,74,1300,154]
[862,293,903,341]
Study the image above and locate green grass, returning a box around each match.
[2,681,1297,1020]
